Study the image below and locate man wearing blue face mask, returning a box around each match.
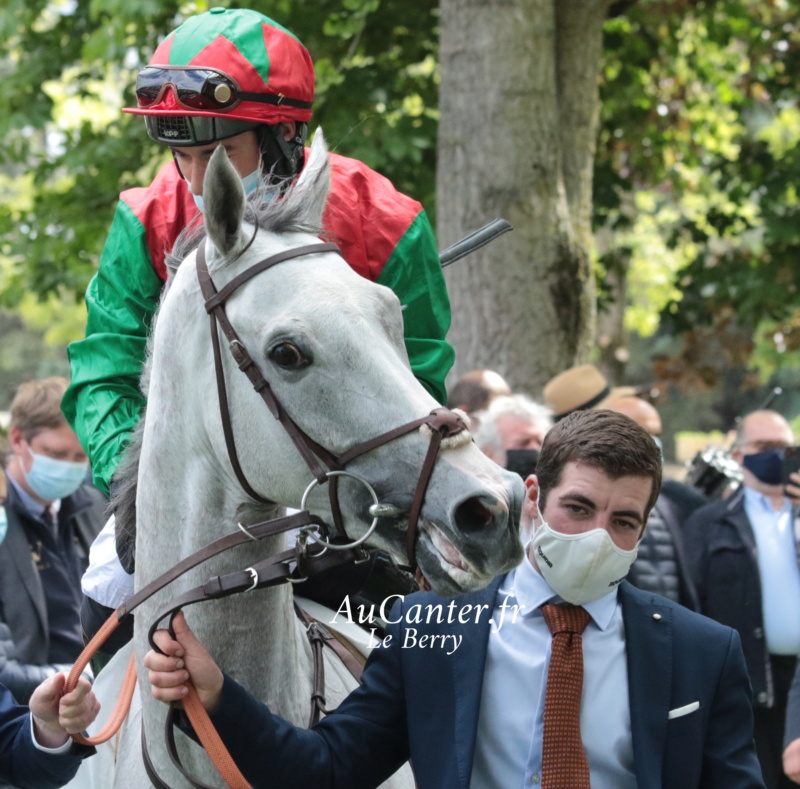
[0,378,106,709]
[684,409,800,789]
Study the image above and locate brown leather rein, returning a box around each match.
[67,236,469,789]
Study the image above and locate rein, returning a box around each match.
[67,510,364,789]
[65,510,330,740]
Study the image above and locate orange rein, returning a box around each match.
[183,684,252,789]
[64,608,251,788]
[66,611,136,747]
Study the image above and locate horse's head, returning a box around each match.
[164,130,524,595]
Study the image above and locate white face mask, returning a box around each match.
[530,507,638,605]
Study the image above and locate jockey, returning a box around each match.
[63,6,454,505]
[69,8,446,651]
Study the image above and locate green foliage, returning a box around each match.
[7,0,799,394]
[0,0,184,313]
[293,0,439,204]
[0,310,71,409]
[595,0,800,383]
[0,0,439,326]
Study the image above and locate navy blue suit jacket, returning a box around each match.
[209,579,764,788]
[0,683,88,789]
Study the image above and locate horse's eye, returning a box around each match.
[269,342,310,370]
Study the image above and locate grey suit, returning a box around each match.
[0,475,105,703]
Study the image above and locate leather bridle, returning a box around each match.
[67,235,473,789]
[196,234,469,568]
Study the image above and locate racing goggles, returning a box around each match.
[135,66,312,112]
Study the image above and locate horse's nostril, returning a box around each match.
[455,496,497,533]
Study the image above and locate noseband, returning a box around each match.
[196,235,468,569]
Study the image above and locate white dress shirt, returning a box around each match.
[470,551,636,789]
[29,715,73,753]
[81,514,134,608]
[743,486,800,655]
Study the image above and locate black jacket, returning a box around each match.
[786,661,800,747]
[0,476,106,704]
[683,486,795,708]
[627,479,707,611]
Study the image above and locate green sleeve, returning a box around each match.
[62,201,163,495]
[376,211,454,404]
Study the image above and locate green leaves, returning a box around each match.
[5,0,798,389]
[0,0,440,332]
[595,0,800,381]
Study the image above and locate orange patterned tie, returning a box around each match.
[540,603,592,789]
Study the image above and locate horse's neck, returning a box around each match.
[191,577,313,725]
[135,428,314,725]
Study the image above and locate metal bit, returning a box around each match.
[368,502,404,518]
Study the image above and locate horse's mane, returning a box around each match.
[112,145,331,557]
[109,410,144,552]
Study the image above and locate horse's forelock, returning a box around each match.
[165,215,205,279]
[165,131,330,274]
[165,185,327,276]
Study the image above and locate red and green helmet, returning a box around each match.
[124,7,314,146]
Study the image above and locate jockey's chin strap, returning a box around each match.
[196,237,469,569]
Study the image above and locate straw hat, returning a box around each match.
[543,364,635,421]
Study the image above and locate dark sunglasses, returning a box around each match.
[135,65,313,112]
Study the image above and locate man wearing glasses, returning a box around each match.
[684,410,800,789]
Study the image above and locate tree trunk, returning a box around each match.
[595,227,631,385]
[438,0,612,396]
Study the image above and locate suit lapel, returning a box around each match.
[728,486,800,566]
[3,502,48,632]
[449,577,501,789]
[621,582,672,789]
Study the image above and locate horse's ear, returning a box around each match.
[204,146,247,258]
[285,127,330,229]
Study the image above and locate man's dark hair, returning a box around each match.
[447,378,492,413]
[536,409,662,517]
[446,369,509,414]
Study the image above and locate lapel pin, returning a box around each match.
[652,613,662,621]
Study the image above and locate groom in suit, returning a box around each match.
[146,409,764,788]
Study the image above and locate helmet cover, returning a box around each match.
[125,7,314,134]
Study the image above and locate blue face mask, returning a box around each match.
[742,449,784,486]
[0,505,7,546]
[192,167,263,213]
[240,168,263,196]
[23,447,88,501]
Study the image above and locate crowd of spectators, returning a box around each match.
[447,361,800,787]
[4,352,800,787]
